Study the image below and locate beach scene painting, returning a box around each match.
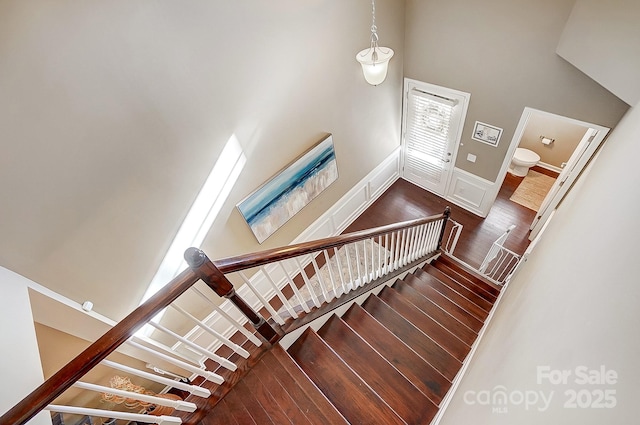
[237,134,338,243]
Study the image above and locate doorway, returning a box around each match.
[494,108,610,240]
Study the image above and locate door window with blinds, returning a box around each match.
[401,79,470,196]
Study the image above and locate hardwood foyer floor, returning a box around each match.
[343,174,538,269]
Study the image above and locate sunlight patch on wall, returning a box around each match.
[140,135,246,305]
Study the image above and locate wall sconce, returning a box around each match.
[540,136,555,146]
[356,0,394,86]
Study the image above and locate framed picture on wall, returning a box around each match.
[472,121,503,146]
[237,134,338,244]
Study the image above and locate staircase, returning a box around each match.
[201,254,500,425]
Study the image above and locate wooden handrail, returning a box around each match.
[185,247,280,343]
[214,212,449,274]
[2,209,450,425]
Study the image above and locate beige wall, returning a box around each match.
[0,0,405,320]
[0,269,50,425]
[557,0,640,106]
[439,101,640,424]
[35,323,165,423]
[518,112,588,169]
[403,0,628,182]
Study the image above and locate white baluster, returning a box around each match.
[126,340,224,384]
[362,240,369,284]
[294,257,321,308]
[411,225,422,260]
[238,271,286,325]
[406,228,414,265]
[376,235,383,279]
[322,250,339,297]
[73,381,197,412]
[309,254,332,302]
[101,359,211,398]
[382,233,390,274]
[398,229,407,266]
[169,304,250,358]
[394,230,402,269]
[332,247,348,295]
[278,262,311,313]
[423,223,432,256]
[354,241,363,287]
[388,232,396,272]
[259,266,298,318]
[433,220,442,251]
[46,406,182,424]
[191,287,262,346]
[343,243,356,291]
[369,237,375,280]
[146,322,236,371]
[409,226,419,261]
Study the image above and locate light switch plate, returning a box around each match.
[467,153,477,163]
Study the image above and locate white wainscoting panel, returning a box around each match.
[445,168,495,217]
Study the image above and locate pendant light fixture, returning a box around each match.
[356,0,394,86]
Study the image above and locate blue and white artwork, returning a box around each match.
[238,134,338,243]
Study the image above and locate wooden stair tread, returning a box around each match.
[423,264,494,312]
[403,272,484,332]
[251,358,314,425]
[341,304,450,405]
[219,389,257,425]
[198,398,238,425]
[361,295,461,381]
[229,380,275,425]
[318,314,439,424]
[288,328,406,425]
[391,281,478,346]
[378,286,471,362]
[240,366,297,425]
[437,254,502,295]
[413,269,489,321]
[431,259,498,302]
[265,347,348,425]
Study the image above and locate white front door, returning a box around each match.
[401,79,470,196]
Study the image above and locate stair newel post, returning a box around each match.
[184,247,281,345]
[436,207,451,251]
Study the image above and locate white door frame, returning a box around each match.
[490,107,610,239]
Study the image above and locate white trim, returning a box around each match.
[444,168,494,217]
[536,161,563,174]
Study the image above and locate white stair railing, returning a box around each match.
[478,224,521,285]
[4,210,452,425]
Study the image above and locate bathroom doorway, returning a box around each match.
[495,108,610,240]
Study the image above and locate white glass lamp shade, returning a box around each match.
[356,47,394,85]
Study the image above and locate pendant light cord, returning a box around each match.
[370,0,379,45]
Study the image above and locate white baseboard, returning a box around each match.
[536,161,563,174]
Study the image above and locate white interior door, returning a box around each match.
[401,80,469,196]
[529,127,607,239]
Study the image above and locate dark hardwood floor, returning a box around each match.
[344,174,539,269]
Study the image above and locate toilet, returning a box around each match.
[509,147,540,177]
